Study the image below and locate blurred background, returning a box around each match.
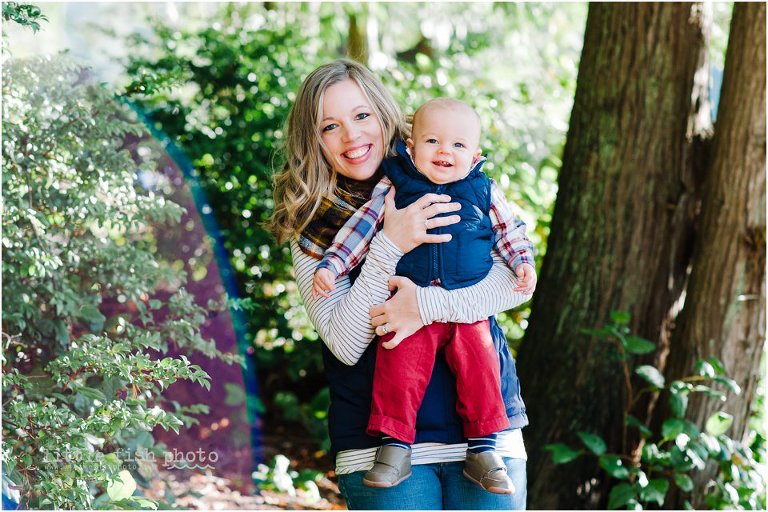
[4,2,763,510]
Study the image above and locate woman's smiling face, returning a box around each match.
[319,78,385,181]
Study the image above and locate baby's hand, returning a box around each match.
[513,263,537,295]
[312,268,336,299]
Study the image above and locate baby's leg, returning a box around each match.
[444,321,514,495]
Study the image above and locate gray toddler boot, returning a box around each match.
[362,445,412,488]
[463,451,515,494]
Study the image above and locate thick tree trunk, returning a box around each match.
[661,3,766,507]
[517,3,710,508]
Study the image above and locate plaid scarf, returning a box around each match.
[298,171,383,259]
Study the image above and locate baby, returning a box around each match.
[313,98,536,494]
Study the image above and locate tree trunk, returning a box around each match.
[660,3,766,507]
[517,3,710,508]
[347,10,369,65]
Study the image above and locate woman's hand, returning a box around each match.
[381,187,461,254]
[369,276,423,349]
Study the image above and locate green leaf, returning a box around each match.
[707,356,725,375]
[580,327,612,338]
[77,386,107,403]
[669,392,688,418]
[636,365,665,388]
[695,360,716,378]
[610,311,631,325]
[577,432,607,455]
[544,443,581,464]
[674,473,693,492]
[107,470,136,501]
[623,336,655,354]
[639,478,669,506]
[662,418,686,441]
[705,411,733,436]
[607,482,636,509]
[713,376,741,394]
[79,304,106,326]
[598,454,630,479]
[130,497,159,510]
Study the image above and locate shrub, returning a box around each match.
[546,312,766,510]
[2,56,236,509]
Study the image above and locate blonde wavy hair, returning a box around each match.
[268,59,406,244]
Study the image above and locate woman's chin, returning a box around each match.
[337,162,380,181]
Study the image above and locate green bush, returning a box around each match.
[546,312,766,510]
[1,56,237,509]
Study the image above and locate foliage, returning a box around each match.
[2,2,47,33]
[118,3,581,449]
[1,56,237,508]
[545,312,766,510]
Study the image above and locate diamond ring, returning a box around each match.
[424,219,430,229]
[381,325,389,334]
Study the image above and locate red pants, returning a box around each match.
[367,320,510,444]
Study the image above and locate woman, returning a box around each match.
[269,59,531,510]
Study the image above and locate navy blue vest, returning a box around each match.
[384,141,494,290]
[322,142,529,457]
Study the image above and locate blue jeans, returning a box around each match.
[338,457,526,510]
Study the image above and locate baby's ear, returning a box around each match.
[472,148,482,164]
[405,138,415,158]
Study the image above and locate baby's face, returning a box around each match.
[406,103,482,185]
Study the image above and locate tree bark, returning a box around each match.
[660,3,766,507]
[517,3,710,508]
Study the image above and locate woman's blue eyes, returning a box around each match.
[321,113,371,132]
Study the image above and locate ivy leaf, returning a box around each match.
[107,470,136,501]
[623,336,655,354]
[636,365,665,389]
[544,443,581,464]
[577,432,607,455]
[607,482,636,509]
[705,412,734,436]
[639,478,669,506]
[598,454,630,479]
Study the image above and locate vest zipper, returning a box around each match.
[433,184,445,284]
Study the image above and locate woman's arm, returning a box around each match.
[292,234,402,366]
[416,251,533,324]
